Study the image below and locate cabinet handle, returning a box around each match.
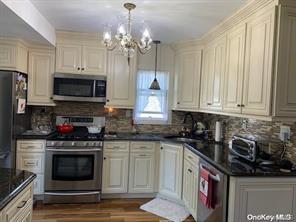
[17,200,28,209]
[188,156,193,159]
[241,104,245,107]
[50,97,53,100]
[112,146,120,149]
[24,146,38,149]
[81,68,85,71]
[207,103,212,106]
[106,99,110,102]
[237,104,241,107]
[103,157,106,160]
[160,147,163,150]
[177,102,180,105]
[139,154,147,157]
[188,169,192,173]
[77,67,80,70]
[25,161,37,166]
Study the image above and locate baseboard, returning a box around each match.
[102,193,157,199]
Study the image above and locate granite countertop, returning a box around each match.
[0,168,36,210]
[104,133,167,141]
[16,130,55,140]
[184,142,296,177]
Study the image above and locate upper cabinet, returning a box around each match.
[174,50,202,111]
[273,6,296,117]
[200,36,226,111]
[106,50,137,108]
[0,40,28,73]
[27,49,55,106]
[56,43,106,76]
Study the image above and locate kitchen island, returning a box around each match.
[0,168,36,222]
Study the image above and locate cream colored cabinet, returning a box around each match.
[56,43,106,75]
[102,142,129,194]
[223,24,246,114]
[200,36,226,111]
[128,142,156,193]
[0,40,28,73]
[27,49,55,106]
[16,140,45,195]
[106,50,137,108]
[174,50,202,111]
[273,7,296,117]
[159,142,183,201]
[1,182,33,222]
[228,177,296,222]
[182,147,199,221]
[242,9,275,116]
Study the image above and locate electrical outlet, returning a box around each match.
[280,125,291,142]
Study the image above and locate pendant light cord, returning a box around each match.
[155,42,158,79]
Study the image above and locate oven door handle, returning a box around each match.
[46,148,102,152]
[45,191,100,196]
[200,164,221,182]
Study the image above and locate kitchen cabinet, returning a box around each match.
[16,140,45,195]
[223,24,246,114]
[106,50,137,108]
[56,43,106,76]
[0,40,28,73]
[1,182,33,222]
[200,36,226,111]
[27,49,55,106]
[102,142,129,194]
[128,142,156,193]
[159,142,183,202]
[174,50,202,111]
[182,147,199,221]
[228,177,296,222]
[242,9,275,116]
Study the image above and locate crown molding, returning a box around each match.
[56,30,103,45]
[171,38,204,52]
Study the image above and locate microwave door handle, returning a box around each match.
[200,164,221,182]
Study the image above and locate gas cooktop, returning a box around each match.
[48,128,104,141]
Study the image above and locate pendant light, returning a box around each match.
[149,40,161,90]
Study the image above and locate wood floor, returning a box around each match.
[33,199,195,222]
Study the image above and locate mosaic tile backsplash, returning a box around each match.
[30,102,296,163]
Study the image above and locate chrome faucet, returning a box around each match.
[182,112,196,136]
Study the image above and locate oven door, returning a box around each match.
[45,147,102,191]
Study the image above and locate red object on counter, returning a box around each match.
[56,123,74,134]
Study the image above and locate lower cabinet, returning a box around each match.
[1,182,33,222]
[182,148,199,221]
[102,151,129,194]
[228,177,296,222]
[159,142,183,201]
[16,140,45,196]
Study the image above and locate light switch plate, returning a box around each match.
[280,125,291,142]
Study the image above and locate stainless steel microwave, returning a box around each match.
[53,73,106,103]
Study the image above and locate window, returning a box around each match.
[134,70,169,124]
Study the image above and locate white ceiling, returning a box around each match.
[30,0,246,43]
[0,1,51,44]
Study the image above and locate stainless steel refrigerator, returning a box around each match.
[0,71,31,168]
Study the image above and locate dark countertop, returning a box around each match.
[184,142,296,177]
[104,133,167,141]
[0,168,36,210]
[16,130,55,140]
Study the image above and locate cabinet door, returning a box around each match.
[175,50,202,110]
[0,43,16,68]
[28,51,55,106]
[159,143,183,201]
[129,152,155,193]
[102,152,129,193]
[223,24,246,113]
[242,10,275,116]
[106,50,136,108]
[274,7,296,117]
[56,44,81,74]
[82,46,106,75]
[200,37,226,111]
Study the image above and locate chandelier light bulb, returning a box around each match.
[104,31,111,41]
[142,29,150,38]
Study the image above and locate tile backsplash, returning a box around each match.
[30,102,296,163]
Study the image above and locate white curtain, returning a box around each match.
[135,70,169,124]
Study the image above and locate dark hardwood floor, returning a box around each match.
[33,199,195,222]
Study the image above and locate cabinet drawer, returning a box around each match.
[17,140,45,153]
[33,174,44,195]
[184,147,199,166]
[104,142,129,152]
[3,185,32,222]
[17,153,44,174]
[130,142,155,153]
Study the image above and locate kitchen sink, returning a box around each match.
[164,135,202,143]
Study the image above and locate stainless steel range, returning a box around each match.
[44,116,105,204]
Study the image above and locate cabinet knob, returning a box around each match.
[106,99,110,102]
[81,68,85,71]
[237,104,241,107]
[177,102,180,105]
[50,97,53,99]
[241,104,245,107]
[188,169,192,173]
[77,67,80,70]
[103,157,106,160]
[160,147,163,150]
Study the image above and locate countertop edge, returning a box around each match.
[0,172,36,210]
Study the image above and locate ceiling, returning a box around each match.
[30,0,246,43]
[0,1,50,44]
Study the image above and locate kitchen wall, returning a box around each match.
[31,103,296,163]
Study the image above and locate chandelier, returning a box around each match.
[102,3,153,64]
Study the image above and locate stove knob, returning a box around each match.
[71,142,76,146]
[85,142,89,146]
[51,141,56,146]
